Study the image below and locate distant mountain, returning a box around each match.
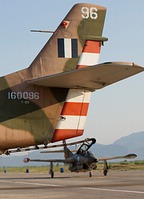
[114,131,144,159]
[1,131,144,168]
[92,131,144,160]
[114,131,144,150]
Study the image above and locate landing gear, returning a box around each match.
[49,162,54,178]
[89,171,93,177]
[50,170,54,178]
[103,160,108,176]
[103,169,108,176]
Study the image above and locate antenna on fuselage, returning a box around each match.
[30,30,54,33]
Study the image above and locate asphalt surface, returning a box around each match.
[0,170,144,199]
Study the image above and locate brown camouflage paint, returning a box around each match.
[0,3,106,153]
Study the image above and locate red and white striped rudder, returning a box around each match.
[52,40,102,142]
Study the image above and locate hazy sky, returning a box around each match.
[0,0,144,144]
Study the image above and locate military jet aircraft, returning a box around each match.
[0,3,144,155]
[24,138,137,178]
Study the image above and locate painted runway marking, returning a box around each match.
[15,181,62,187]
[0,179,62,187]
[0,180,12,183]
[82,187,144,194]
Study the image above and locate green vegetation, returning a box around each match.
[0,164,70,174]
[1,161,144,174]
[98,160,144,171]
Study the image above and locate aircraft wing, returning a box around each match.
[24,157,75,163]
[98,153,137,161]
[27,62,144,90]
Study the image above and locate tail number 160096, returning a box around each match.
[8,91,40,100]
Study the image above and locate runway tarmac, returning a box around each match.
[0,170,144,199]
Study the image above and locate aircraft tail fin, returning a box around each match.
[28,3,107,78]
[29,3,107,143]
[63,140,73,159]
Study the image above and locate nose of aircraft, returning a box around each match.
[94,158,98,163]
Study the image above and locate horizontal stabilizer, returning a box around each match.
[24,157,66,163]
[98,153,137,161]
[27,62,144,90]
[24,157,75,163]
[40,149,77,153]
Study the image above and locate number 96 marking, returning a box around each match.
[81,7,98,19]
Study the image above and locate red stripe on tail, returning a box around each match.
[82,40,101,53]
[51,129,84,142]
[61,102,89,116]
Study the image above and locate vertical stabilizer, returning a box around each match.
[28,3,107,143]
[63,140,73,159]
[28,3,107,78]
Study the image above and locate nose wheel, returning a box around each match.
[89,171,93,177]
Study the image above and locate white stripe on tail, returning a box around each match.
[51,40,102,142]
